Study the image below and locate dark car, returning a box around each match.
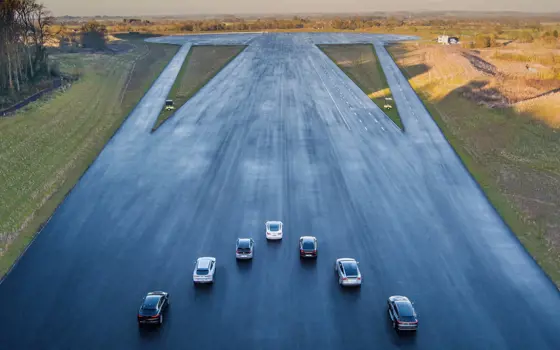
[299,236,318,258]
[387,295,418,332]
[137,291,169,326]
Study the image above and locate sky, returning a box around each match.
[42,0,560,17]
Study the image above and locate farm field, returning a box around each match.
[0,37,179,276]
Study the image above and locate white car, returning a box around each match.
[335,258,362,286]
[193,257,216,284]
[265,221,283,240]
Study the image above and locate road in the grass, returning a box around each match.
[0,33,559,350]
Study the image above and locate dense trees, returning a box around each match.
[0,0,53,96]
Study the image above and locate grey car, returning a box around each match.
[236,238,254,259]
[335,258,362,286]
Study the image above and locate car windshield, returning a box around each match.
[302,241,315,249]
[400,315,417,322]
[238,240,251,248]
[396,302,415,317]
[142,296,160,310]
[342,262,358,276]
[196,268,209,275]
[268,223,280,231]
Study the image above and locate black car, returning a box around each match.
[137,291,169,326]
[387,295,418,332]
[299,236,318,258]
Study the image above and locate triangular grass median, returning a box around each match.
[318,44,404,130]
[152,45,247,131]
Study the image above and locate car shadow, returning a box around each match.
[385,311,418,345]
[193,281,214,295]
[338,284,362,295]
[266,239,283,245]
[235,258,254,273]
[138,323,163,339]
[299,257,318,271]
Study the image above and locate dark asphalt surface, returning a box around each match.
[1,33,559,350]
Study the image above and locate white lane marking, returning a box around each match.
[359,119,362,123]
[309,58,351,130]
[365,127,368,131]
[374,119,379,123]
[381,127,385,131]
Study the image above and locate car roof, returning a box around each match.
[147,291,166,296]
[395,301,415,315]
[143,294,161,303]
[266,221,282,225]
[237,238,252,243]
[395,300,413,308]
[389,295,410,302]
[337,258,356,263]
[300,236,316,241]
[196,257,215,268]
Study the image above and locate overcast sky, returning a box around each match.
[42,0,560,17]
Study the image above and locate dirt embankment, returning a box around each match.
[394,42,560,125]
[388,41,560,284]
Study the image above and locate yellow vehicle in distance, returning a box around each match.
[164,99,175,111]
[384,97,393,110]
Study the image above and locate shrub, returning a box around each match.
[517,31,534,43]
[473,34,496,48]
[80,21,107,50]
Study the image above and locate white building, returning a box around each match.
[438,35,459,45]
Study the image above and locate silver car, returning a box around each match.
[193,257,216,284]
[387,295,418,332]
[335,258,362,286]
[236,238,254,259]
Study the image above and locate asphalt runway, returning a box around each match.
[1,33,559,350]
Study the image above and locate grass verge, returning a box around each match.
[386,43,560,286]
[0,39,179,278]
[318,44,404,130]
[152,45,246,131]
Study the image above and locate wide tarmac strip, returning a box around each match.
[0,33,559,350]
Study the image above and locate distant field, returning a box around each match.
[387,42,560,285]
[319,44,404,130]
[0,39,178,277]
[153,45,246,131]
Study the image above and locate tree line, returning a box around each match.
[0,0,53,96]
[99,15,559,35]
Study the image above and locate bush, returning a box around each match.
[517,31,534,43]
[80,21,107,50]
[540,36,558,45]
[48,60,61,77]
[472,35,496,48]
